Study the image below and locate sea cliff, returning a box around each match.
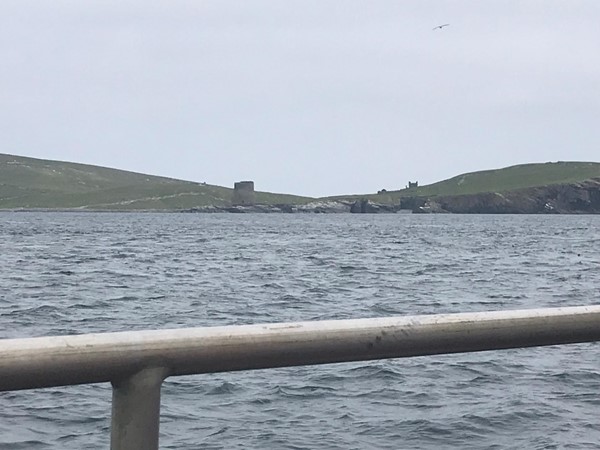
[408,178,600,214]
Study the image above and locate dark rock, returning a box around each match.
[414,200,448,214]
[424,179,600,214]
[399,196,427,212]
[350,200,365,213]
[350,199,396,213]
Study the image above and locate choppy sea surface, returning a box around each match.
[1,212,599,449]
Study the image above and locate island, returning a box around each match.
[1,153,599,214]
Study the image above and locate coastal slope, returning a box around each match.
[0,153,312,210]
[406,178,600,214]
[2,154,600,213]
[332,162,600,214]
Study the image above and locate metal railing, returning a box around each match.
[1,305,600,449]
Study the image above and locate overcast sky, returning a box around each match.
[2,1,599,197]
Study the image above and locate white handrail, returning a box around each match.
[1,305,600,449]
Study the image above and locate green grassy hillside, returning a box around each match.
[333,161,600,204]
[3,155,598,210]
[0,154,312,210]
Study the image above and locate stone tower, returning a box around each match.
[232,181,255,205]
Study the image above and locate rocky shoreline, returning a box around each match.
[410,178,600,214]
[183,179,600,214]
[183,200,382,214]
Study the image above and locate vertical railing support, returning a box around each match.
[110,367,168,450]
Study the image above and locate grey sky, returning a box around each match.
[2,1,599,197]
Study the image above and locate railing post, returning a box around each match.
[110,367,168,450]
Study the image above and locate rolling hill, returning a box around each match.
[0,154,312,210]
[331,161,600,205]
[2,154,600,211]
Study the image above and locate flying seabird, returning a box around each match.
[432,24,450,30]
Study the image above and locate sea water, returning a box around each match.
[1,212,599,449]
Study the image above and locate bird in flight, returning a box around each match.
[432,24,450,30]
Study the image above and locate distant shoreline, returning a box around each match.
[2,154,600,213]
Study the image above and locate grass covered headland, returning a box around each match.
[335,161,600,205]
[1,153,599,211]
[0,153,311,210]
